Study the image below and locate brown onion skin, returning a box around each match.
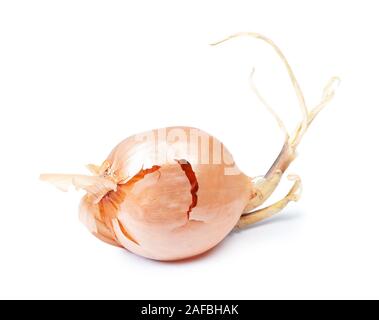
[80,127,254,261]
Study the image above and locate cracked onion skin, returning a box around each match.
[80,127,253,261]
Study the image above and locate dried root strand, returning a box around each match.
[40,173,117,204]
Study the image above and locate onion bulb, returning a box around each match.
[41,32,339,261]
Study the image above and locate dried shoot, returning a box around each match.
[211,32,339,219]
[211,32,339,153]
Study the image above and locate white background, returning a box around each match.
[1,1,378,300]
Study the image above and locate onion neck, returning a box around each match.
[243,142,296,213]
[265,142,296,180]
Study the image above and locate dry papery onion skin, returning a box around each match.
[41,33,339,261]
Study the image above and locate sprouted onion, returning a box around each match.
[41,33,339,261]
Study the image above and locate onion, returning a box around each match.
[41,33,339,261]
